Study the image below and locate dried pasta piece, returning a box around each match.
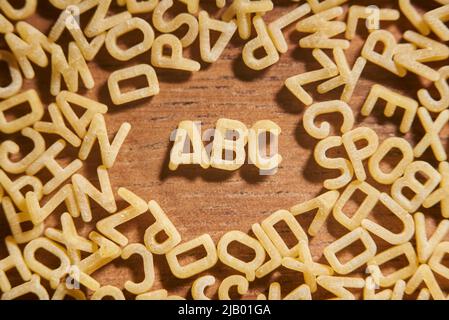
[1,275,48,300]
[26,140,82,195]
[198,10,237,63]
[423,4,449,41]
[306,0,348,14]
[96,187,148,247]
[346,5,399,40]
[0,170,42,211]
[91,286,125,300]
[108,64,160,105]
[290,190,339,236]
[48,6,105,61]
[428,242,449,282]
[151,34,200,71]
[218,275,248,300]
[390,280,407,300]
[342,127,379,181]
[0,13,13,33]
[135,289,168,300]
[79,114,131,168]
[424,162,449,218]
[0,236,32,293]
[49,0,81,10]
[217,230,266,281]
[333,181,380,231]
[191,275,215,300]
[324,227,377,275]
[268,3,311,53]
[105,18,154,61]
[56,91,108,139]
[361,84,418,133]
[45,212,96,264]
[251,223,281,278]
[26,184,79,225]
[285,49,338,106]
[414,107,449,161]
[414,211,449,263]
[51,283,86,300]
[367,242,418,288]
[0,127,45,174]
[282,241,333,292]
[261,209,308,258]
[318,49,366,103]
[121,244,155,295]
[405,264,445,300]
[2,196,43,244]
[399,0,431,35]
[5,22,53,79]
[248,120,282,172]
[259,282,312,300]
[24,237,71,289]
[368,137,414,185]
[391,161,441,213]
[222,0,273,40]
[242,16,279,70]
[394,31,449,82]
[362,193,415,245]
[51,42,94,96]
[314,136,353,190]
[117,0,158,14]
[78,0,132,38]
[0,0,36,20]
[0,50,22,99]
[144,200,182,255]
[169,121,210,170]
[152,0,198,47]
[72,166,116,222]
[316,276,364,300]
[296,7,350,50]
[303,100,354,140]
[418,66,449,113]
[0,89,44,134]
[361,30,410,77]
[363,276,393,300]
[166,234,218,279]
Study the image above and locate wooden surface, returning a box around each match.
[0,0,448,299]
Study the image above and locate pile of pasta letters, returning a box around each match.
[0,0,449,300]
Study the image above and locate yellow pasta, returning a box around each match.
[251,223,281,278]
[405,264,445,300]
[303,100,354,140]
[108,64,160,105]
[91,286,125,300]
[316,275,365,300]
[166,234,218,279]
[314,135,354,190]
[423,4,449,41]
[418,66,449,113]
[345,5,399,40]
[0,50,22,99]
[144,200,182,255]
[261,209,308,258]
[391,161,441,213]
[258,282,312,300]
[242,15,279,71]
[323,227,377,275]
[414,211,449,263]
[151,34,201,71]
[290,190,339,236]
[218,275,248,300]
[285,49,338,106]
[152,0,198,48]
[121,243,155,295]
[105,18,155,61]
[1,275,48,300]
[0,13,13,34]
[423,162,449,218]
[96,187,148,247]
[399,0,431,35]
[0,0,36,21]
[217,230,266,281]
[0,169,42,211]
[361,84,418,133]
[51,283,86,300]
[198,10,237,63]
[247,120,282,172]
[414,107,449,161]
[306,0,348,14]
[191,275,215,300]
[368,137,414,185]
[394,31,449,82]
[0,89,44,134]
[0,236,32,293]
[116,0,158,14]
[296,7,350,50]
[428,242,449,282]
[48,0,81,10]
[72,166,117,222]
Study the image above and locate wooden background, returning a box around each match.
[0,0,448,299]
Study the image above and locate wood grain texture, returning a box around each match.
[0,0,448,299]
